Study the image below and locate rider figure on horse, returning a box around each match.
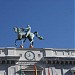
[24,25,31,37]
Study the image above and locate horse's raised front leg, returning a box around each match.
[15,39,19,46]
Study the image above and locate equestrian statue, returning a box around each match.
[13,25,44,48]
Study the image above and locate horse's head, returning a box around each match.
[13,27,21,33]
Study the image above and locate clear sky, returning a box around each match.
[0,0,74,48]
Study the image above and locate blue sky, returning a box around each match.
[0,0,74,48]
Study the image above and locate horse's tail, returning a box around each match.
[34,31,44,40]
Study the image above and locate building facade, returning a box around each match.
[0,47,75,75]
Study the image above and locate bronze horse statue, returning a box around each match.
[13,26,44,48]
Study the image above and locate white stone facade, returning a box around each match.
[0,47,75,75]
